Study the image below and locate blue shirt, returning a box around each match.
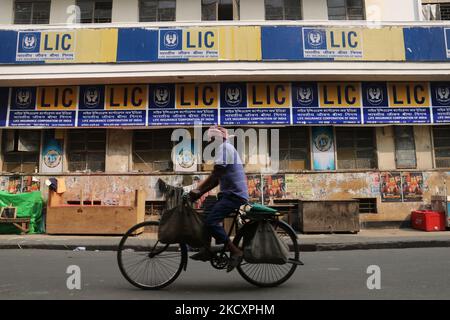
[215,141,249,201]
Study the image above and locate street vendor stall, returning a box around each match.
[0,191,44,234]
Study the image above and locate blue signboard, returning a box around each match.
[362,82,431,124]
[0,82,449,127]
[220,83,290,125]
[148,84,217,126]
[220,108,290,125]
[292,82,362,124]
[16,31,75,62]
[431,82,450,123]
[303,27,363,59]
[158,28,219,60]
[78,85,146,127]
[9,86,77,127]
[8,110,76,127]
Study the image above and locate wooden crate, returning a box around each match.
[46,190,146,235]
[299,200,360,233]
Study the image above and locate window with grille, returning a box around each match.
[358,198,377,214]
[394,126,416,169]
[199,127,308,172]
[133,130,173,172]
[265,0,302,20]
[441,3,450,19]
[327,0,365,20]
[433,126,450,168]
[2,130,40,173]
[336,127,377,169]
[139,0,176,22]
[76,0,112,23]
[202,0,240,21]
[67,129,106,172]
[279,127,310,171]
[14,0,50,24]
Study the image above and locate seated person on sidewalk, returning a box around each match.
[189,126,249,272]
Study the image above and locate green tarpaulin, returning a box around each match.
[0,191,44,234]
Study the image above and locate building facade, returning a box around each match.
[0,0,450,228]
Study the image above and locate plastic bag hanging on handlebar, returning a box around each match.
[158,200,206,248]
[243,221,289,265]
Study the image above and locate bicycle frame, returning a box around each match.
[181,207,298,272]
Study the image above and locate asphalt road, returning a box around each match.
[0,248,449,300]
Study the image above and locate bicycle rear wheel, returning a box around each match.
[117,221,187,290]
[234,219,299,287]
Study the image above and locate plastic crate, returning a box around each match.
[411,210,446,232]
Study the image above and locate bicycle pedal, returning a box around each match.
[288,258,304,266]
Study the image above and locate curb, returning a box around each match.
[1,240,450,251]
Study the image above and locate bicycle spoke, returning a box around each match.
[118,221,185,289]
[236,220,299,287]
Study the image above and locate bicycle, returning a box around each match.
[117,200,303,290]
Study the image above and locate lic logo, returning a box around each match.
[15,88,32,108]
[296,86,314,105]
[224,86,242,107]
[153,86,170,107]
[314,133,333,152]
[436,86,450,104]
[366,85,384,105]
[84,87,100,108]
[306,29,324,48]
[164,31,179,48]
[21,33,38,51]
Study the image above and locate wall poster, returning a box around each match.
[311,126,335,171]
[402,172,424,202]
[380,172,402,202]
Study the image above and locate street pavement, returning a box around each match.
[0,229,449,251]
[0,248,449,300]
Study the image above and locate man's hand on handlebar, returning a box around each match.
[188,189,202,202]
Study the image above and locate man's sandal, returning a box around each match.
[226,254,243,272]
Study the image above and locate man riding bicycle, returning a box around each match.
[189,125,248,272]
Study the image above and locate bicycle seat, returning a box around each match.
[240,203,279,217]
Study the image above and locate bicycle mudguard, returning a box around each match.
[277,219,298,239]
[180,243,189,271]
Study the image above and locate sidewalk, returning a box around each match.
[0,228,449,251]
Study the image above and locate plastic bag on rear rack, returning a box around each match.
[158,200,206,248]
[243,221,289,264]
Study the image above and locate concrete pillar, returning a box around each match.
[0,0,14,24]
[376,126,396,170]
[176,0,201,21]
[105,129,132,173]
[50,0,76,24]
[240,0,265,21]
[414,126,433,170]
[302,0,328,20]
[112,0,139,23]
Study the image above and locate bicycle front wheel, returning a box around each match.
[117,221,187,290]
[234,220,299,287]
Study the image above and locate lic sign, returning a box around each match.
[158,28,218,60]
[16,31,75,62]
[303,27,363,59]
